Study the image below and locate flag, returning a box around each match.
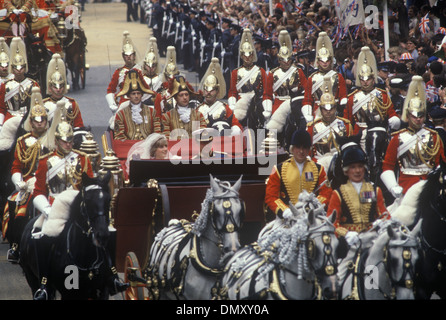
[419,14,430,34]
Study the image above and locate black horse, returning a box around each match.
[19,172,113,300]
[64,28,88,91]
[412,162,446,299]
[23,32,53,95]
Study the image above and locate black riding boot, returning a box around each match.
[33,236,53,300]
[106,251,129,295]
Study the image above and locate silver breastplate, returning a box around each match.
[313,119,347,155]
[236,66,262,93]
[311,72,338,102]
[47,153,82,196]
[5,79,34,115]
[398,130,435,175]
[353,89,386,127]
[273,68,299,97]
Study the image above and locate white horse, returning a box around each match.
[337,219,422,300]
[144,175,244,300]
[219,191,348,300]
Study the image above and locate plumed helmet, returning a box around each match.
[9,37,27,72]
[319,75,335,110]
[55,120,74,142]
[277,30,293,61]
[143,37,161,73]
[402,75,426,122]
[0,37,9,68]
[163,46,179,78]
[342,144,367,168]
[290,130,312,149]
[46,53,67,95]
[24,87,47,131]
[239,28,257,62]
[199,57,226,99]
[117,69,155,98]
[315,32,333,63]
[122,31,135,55]
[355,46,378,87]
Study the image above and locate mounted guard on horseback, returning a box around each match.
[21,120,128,300]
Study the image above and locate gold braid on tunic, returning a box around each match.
[339,181,374,233]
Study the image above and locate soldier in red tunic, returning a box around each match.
[265,130,332,219]
[302,32,347,123]
[105,31,137,115]
[381,76,446,201]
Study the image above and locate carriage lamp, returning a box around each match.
[79,132,101,176]
[259,131,280,155]
[98,149,125,227]
[57,18,67,41]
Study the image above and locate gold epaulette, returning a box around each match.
[337,116,351,124]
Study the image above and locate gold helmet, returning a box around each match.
[355,46,378,87]
[0,37,9,68]
[319,75,336,110]
[402,75,425,122]
[239,28,257,62]
[199,57,226,99]
[46,53,67,95]
[277,30,293,62]
[9,37,27,72]
[163,46,179,79]
[143,37,161,74]
[55,120,74,142]
[122,31,136,55]
[315,32,333,63]
[117,69,155,98]
[24,87,47,131]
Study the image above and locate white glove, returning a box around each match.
[262,99,272,119]
[390,185,403,199]
[345,231,360,246]
[11,172,24,191]
[381,170,402,198]
[301,104,314,123]
[388,116,401,130]
[282,208,292,220]
[17,181,27,191]
[33,194,52,217]
[105,93,118,114]
[228,96,236,111]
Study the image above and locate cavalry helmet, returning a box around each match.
[402,75,426,122]
[122,31,136,55]
[319,75,336,110]
[143,37,161,74]
[355,46,378,87]
[24,87,47,131]
[0,37,9,68]
[277,30,293,62]
[9,37,27,72]
[163,46,179,79]
[199,57,226,99]
[239,28,257,62]
[46,53,67,95]
[315,32,333,63]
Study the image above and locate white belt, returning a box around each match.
[274,95,290,100]
[400,168,431,175]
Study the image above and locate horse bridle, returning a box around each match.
[78,185,107,236]
[210,197,245,234]
[307,221,338,278]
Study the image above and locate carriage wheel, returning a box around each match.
[124,252,147,300]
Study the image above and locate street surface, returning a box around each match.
[0,0,195,300]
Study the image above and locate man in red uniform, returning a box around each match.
[113,69,162,140]
[265,130,332,219]
[381,75,445,201]
[326,143,389,245]
[32,120,128,300]
[43,53,84,129]
[3,92,48,263]
[105,31,137,114]
[265,30,307,135]
[198,57,242,136]
[306,75,355,171]
[302,32,347,123]
[227,28,272,129]
[344,46,400,135]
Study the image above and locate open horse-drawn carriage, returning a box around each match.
[100,129,288,300]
